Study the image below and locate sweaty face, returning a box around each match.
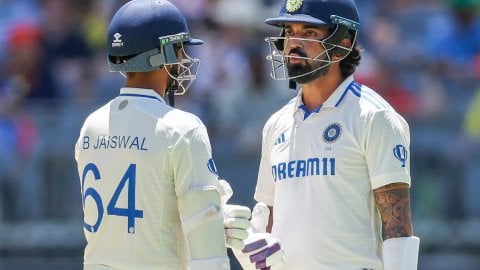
[283,23,330,83]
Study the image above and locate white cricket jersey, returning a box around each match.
[75,88,221,270]
[254,76,411,270]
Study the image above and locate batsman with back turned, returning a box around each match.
[74,1,262,269]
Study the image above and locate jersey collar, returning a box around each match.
[321,75,356,108]
[119,87,166,103]
[293,75,356,114]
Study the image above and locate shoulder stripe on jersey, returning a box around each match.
[361,90,391,110]
[350,82,362,95]
[334,81,392,110]
[119,93,164,103]
[335,81,361,107]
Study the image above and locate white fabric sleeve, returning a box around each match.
[172,125,219,195]
[171,125,229,269]
[365,110,412,189]
[383,236,420,270]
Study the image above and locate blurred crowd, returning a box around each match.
[1,0,480,251]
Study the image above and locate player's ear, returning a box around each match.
[341,38,352,49]
[333,38,352,60]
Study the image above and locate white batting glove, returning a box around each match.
[232,203,285,270]
[250,202,269,233]
[223,204,251,250]
[218,179,252,250]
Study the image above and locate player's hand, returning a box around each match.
[239,232,285,270]
[232,203,285,270]
[223,204,252,250]
[218,179,253,249]
[250,202,269,233]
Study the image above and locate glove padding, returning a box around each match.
[232,202,285,270]
[223,204,251,250]
[240,232,285,270]
[218,179,252,250]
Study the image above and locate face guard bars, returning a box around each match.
[109,32,200,95]
[265,22,358,81]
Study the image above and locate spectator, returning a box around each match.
[424,0,480,79]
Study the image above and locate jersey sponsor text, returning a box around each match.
[271,157,336,180]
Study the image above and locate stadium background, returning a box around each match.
[1,0,480,269]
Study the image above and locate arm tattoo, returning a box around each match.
[374,183,413,240]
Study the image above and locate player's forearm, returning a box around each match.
[373,182,413,240]
[266,206,274,233]
[374,182,419,270]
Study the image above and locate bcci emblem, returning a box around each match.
[393,144,408,167]
[286,0,303,13]
[323,123,342,143]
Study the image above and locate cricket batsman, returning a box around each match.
[232,0,420,269]
[74,1,252,269]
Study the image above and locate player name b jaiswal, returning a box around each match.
[82,135,148,151]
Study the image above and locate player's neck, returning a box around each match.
[124,70,169,97]
[300,68,343,111]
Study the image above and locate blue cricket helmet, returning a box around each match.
[264,0,360,86]
[265,0,360,31]
[107,0,203,72]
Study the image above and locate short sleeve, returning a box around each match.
[365,110,411,189]
[172,125,219,196]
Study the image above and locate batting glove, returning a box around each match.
[218,180,252,250]
[232,203,285,270]
[224,204,252,250]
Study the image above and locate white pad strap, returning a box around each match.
[178,186,228,267]
[182,204,220,233]
[383,236,420,270]
[189,257,230,270]
[179,187,223,234]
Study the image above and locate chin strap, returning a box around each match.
[289,80,297,90]
[167,85,176,107]
[166,69,179,107]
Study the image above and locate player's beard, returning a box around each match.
[286,48,330,84]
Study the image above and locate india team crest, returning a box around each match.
[286,0,303,13]
[323,123,342,143]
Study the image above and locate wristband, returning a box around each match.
[383,236,420,270]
